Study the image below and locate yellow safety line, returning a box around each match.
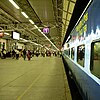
[17,72,42,100]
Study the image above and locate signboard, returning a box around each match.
[12,32,20,40]
[43,28,49,33]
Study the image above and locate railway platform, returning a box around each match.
[0,56,71,100]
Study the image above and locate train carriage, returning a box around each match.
[62,0,100,100]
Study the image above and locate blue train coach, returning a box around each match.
[62,0,100,100]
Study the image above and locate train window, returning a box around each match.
[71,47,74,60]
[64,49,70,57]
[64,49,68,55]
[77,45,85,67]
[91,41,100,78]
[66,49,70,57]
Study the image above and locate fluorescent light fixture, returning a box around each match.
[38,44,43,47]
[30,41,39,46]
[23,38,27,41]
[29,19,34,24]
[9,0,20,9]
[33,42,38,45]
[20,38,23,40]
[20,38,28,42]
[4,32,10,36]
[45,46,49,50]
[38,29,41,32]
[21,12,29,18]
[34,25,38,29]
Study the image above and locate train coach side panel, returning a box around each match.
[62,54,100,100]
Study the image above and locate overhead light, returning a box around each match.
[45,46,49,50]
[38,29,41,32]
[34,25,38,29]
[9,0,20,9]
[21,12,29,18]
[29,19,34,24]
[4,32,10,36]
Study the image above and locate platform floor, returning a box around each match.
[0,56,71,100]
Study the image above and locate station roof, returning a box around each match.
[0,0,89,50]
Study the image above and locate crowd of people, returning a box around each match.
[0,49,62,61]
[10,49,32,61]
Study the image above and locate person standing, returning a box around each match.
[23,49,26,60]
[3,49,6,59]
[27,50,31,61]
[15,49,19,60]
[12,49,16,59]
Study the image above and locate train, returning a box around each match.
[62,0,100,100]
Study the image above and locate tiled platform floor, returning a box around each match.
[0,56,71,100]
